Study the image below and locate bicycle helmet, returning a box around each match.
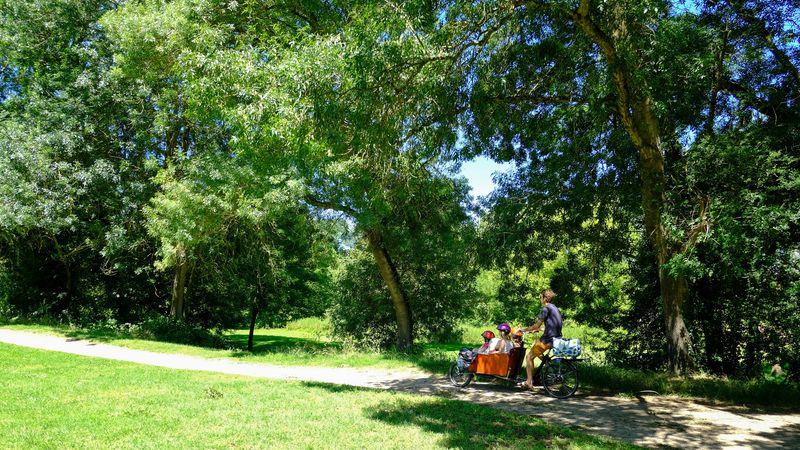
[513,329,524,339]
[481,330,495,340]
[497,323,511,333]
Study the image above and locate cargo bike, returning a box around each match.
[448,334,582,399]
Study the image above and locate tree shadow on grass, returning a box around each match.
[313,386,633,449]
[63,328,134,343]
[58,324,474,376]
[225,333,341,356]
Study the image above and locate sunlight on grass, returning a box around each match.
[1,322,456,372]
[0,344,635,449]
[3,321,797,407]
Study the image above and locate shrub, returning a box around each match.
[330,244,472,349]
[132,316,228,349]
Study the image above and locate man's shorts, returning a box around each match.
[531,340,553,358]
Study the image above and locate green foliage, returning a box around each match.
[2,0,798,385]
[132,316,228,348]
[331,214,476,348]
[455,0,800,377]
[189,187,335,330]
[71,316,229,349]
[682,127,800,376]
[471,269,502,323]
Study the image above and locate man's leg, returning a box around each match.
[525,351,535,387]
[525,341,547,387]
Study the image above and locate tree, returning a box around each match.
[100,0,240,319]
[142,0,475,351]
[414,0,798,374]
[0,0,165,321]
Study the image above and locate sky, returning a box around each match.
[458,156,514,199]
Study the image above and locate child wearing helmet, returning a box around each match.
[457,330,496,369]
[476,330,498,354]
[512,328,525,348]
[496,323,514,353]
[480,323,514,354]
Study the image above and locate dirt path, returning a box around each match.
[1,329,798,449]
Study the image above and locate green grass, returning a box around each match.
[0,343,635,449]
[579,364,800,408]
[3,321,798,408]
[0,322,458,372]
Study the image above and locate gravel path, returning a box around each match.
[2,329,798,449]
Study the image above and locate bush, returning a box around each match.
[130,317,228,349]
[330,244,473,349]
[580,363,800,407]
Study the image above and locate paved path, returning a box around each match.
[1,329,798,449]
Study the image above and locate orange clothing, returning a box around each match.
[531,340,553,358]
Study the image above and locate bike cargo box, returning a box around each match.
[468,353,510,376]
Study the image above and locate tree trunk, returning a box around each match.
[639,139,694,374]
[301,196,415,352]
[572,0,696,373]
[660,266,693,374]
[248,303,259,352]
[365,229,413,352]
[170,244,189,320]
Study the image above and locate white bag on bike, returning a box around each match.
[552,337,582,357]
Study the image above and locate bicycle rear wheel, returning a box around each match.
[448,361,474,387]
[541,358,579,398]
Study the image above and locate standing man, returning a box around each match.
[519,289,562,390]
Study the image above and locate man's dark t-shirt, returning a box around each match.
[537,303,563,345]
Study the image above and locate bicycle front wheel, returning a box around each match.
[541,358,579,399]
[448,361,474,387]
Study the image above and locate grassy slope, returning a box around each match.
[0,343,634,449]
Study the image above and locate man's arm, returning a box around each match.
[522,319,544,333]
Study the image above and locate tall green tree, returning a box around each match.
[135,0,476,351]
[413,0,799,373]
[0,0,165,320]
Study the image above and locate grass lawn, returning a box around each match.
[3,322,798,408]
[0,323,456,372]
[0,343,635,449]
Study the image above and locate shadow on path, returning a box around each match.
[305,382,633,449]
[357,374,800,449]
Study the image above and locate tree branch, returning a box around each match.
[398,104,468,146]
[718,77,788,123]
[681,195,711,254]
[570,0,643,147]
[484,92,587,105]
[725,0,800,87]
[704,23,730,136]
[303,195,358,217]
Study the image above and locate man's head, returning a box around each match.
[539,288,556,305]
